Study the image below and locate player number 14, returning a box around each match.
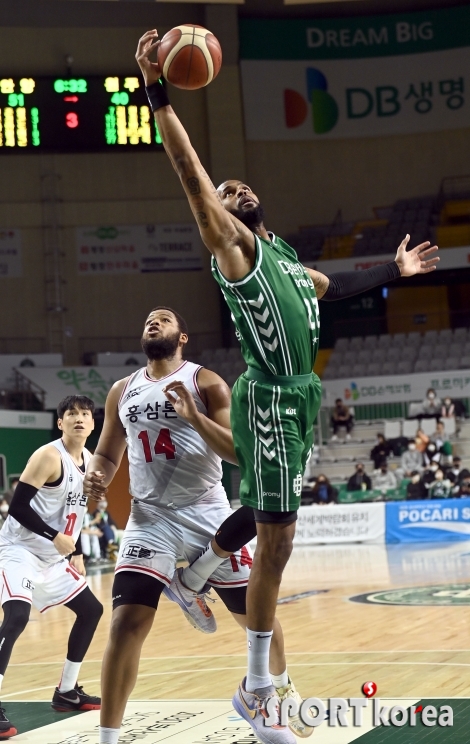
[138,429,176,462]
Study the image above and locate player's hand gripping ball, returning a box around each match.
[157,25,222,90]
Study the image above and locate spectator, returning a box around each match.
[415,429,429,453]
[458,477,470,498]
[370,434,390,469]
[407,472,425,501]
[310,475,338,505]
[453,399,468,420]
[398,440,424,479]
[373,463,397,494]
[428,469,452,499]
[446,456,470,487]
[81,511,103,563]
[4,478,19,506]
[331,398,354,441]
[421,388,442,419]
[0,498,9,528]
[431,420,453,463]
[424,441,441,467]
[441,396,455,419]
[421,462,440,494]
[90,500,118,559]
[347,463,371,492]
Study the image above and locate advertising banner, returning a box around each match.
[76,224,203,274]
[386,498,470,543]
[322,368,470,407]
[16,366,139,409]
[240,6,470,140]
[294,502,385,544]
[0,230,21,277]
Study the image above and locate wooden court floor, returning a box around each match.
[6,540,470,741]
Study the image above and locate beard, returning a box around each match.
[141,331,181,361]
[231,202,265,230]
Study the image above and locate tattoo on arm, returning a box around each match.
[196,212,209,228]
[187,177,201,195]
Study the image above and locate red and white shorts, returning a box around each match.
[115,488,252,589]
[0,545,87,613]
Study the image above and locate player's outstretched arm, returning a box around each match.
[163,370,237,465]
[9,446,76,556]
[135,30,255,269]
[84,380,128,500]
[304,235,439,300]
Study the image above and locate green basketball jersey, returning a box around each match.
[211,233,320,376]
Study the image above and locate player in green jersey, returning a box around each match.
[136,30,439,744]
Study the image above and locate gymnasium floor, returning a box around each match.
[6,540,470,742]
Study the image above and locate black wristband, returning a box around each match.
[146,81,170,112]
[322,261,401,302]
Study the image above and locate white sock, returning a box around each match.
[246,628,273,692]
[181,545,225,592]
[58,659,81,692]
[99,726,120,744]
[272,669,289,689]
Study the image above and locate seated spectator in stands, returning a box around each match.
[428,469,452,499]
[441,396,455,419]
[81,511,103,563]
[373,463,397,495]
[347,463,371,492]
[431,420,453,463]
[423,441,441,467]
[446,456,470,487]
[457,477,470,498]
[331,398,354,441]
[421,462,439,495]
[453,399,468,420]
[407,472,425,501]
[310,475,338,505]
[415,429,430,453]
[370,433,390,469]
[0,498,9,528]
[398,440,424,479]
[90,499,118,559]
[421,388,442,419]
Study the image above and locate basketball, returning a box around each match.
[157,25,222,90]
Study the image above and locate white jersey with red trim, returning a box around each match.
[0,438,91,564]
[118,362,223,508]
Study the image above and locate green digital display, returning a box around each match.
[0,76,163,152]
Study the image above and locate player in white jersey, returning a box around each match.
[0,395,103,738]
[84,307,303,744]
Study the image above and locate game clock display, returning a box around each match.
[0,76,163,152]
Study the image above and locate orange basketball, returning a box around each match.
[157,25,222,90]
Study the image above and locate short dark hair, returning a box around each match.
[335,398,343,404]
[149,306,188,335]
[57,395,95,419]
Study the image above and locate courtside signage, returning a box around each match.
[240,7,470,140]
[386,498,470,543]
[351,583,470,605]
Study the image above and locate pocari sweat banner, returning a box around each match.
[386,498,470,543]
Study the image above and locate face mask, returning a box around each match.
[409,444,416,451]
[428,444,436,453]
[428,393,435,400]
[100,502,108,510]
[445,399,451,405]
[435,472,443,481]
[430,464,438,472]
[0,506,8,515]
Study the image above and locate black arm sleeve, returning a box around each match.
[73,534,83,556]
[321,261,401,301]
[9,481,59,542]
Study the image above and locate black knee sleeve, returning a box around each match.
[214,506,257,553]
[65,588,103,663]
[213,586,247,615]
[0,600,31,675]
[112,571,165,611]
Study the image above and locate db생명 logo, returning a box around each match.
[344,382,360,401]
[284,67,339,134]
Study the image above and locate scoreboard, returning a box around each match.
[0,76,164,152]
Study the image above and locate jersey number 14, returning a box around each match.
[138,429,176,462]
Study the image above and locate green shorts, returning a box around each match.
[231,367,322,512]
